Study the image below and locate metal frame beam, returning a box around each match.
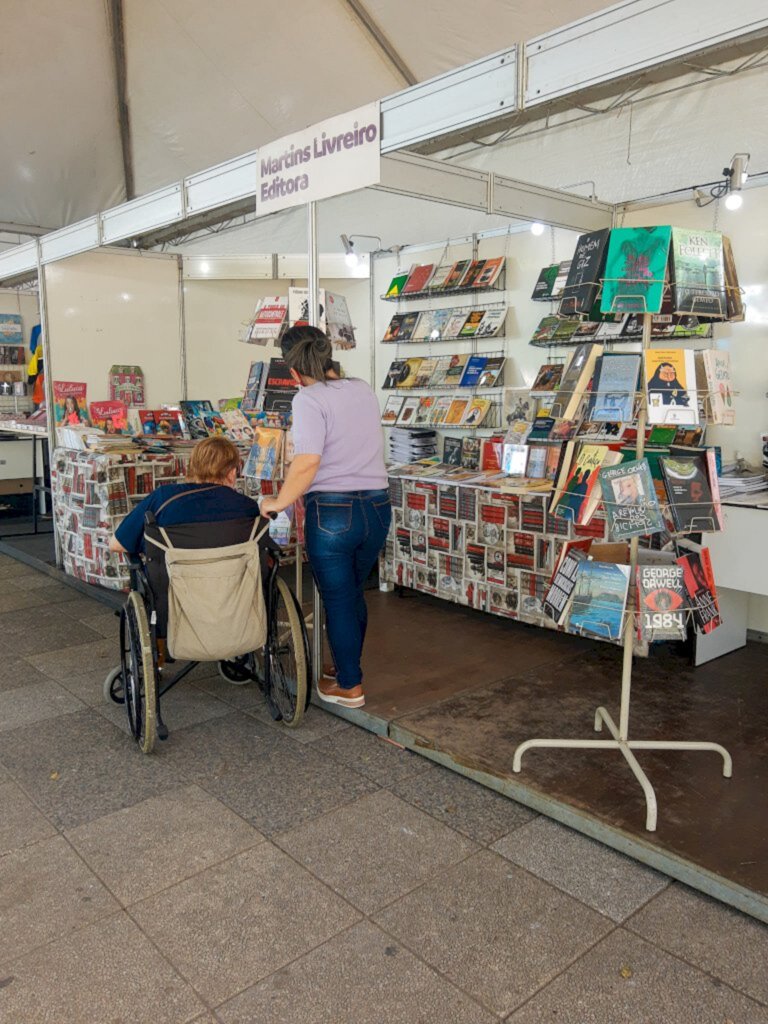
[106,0,135,201]
[342,0,417,86]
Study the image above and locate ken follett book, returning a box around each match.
[559,228,610,315]
[670,228,728,319]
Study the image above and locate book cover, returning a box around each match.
[569,561,631,640]
[670,228,727,318]
[400,358,424,389]
[461,437,481,470]
[382,314,406,343]
[222,409,255,441]
[108,365,145,407]
[696,349,734,425]
[531,264,559,300]
[504,417,534,444]
[502,443,529,476]
[481,436,504,471]
[459,355,488,388]
[477,356,505,388]
[414,357,438,388]
[473,308,507,338]
[660,455,716,533]
[531,364,564,394]
[590,352,641,422]
[473,257,504,288]
[385,272,409,298]
[249,295,288,343]
[460,259,487,289]
[54,382,90,426]
[722,235,744,320]
[442,261,471,291]
[397,311,421,341]
[677,548,721,633]
[552,319,580,343]
[138,410,157,435]
[559,228,610,315]
[326,292,356,349]
[544,548,588,624]
[288,286,326,331]
[636,564,686,642]
[89,401,128,434]
[402,264,435,294]
[429,356,453,387]
[644,348,698,425]
[180,400,215,439]
[549,419,580,442]
[396,397,422,426]
[427,263,454,292]
[382,395,405,425]
[265,357,298,392]
[551,443,621,524]
[551,343,602,421]
[242,361,267,411]
[383,359,409,389]
[430,396,453,425]
[461,398,491,427]
[600,226,672,315]
[444,353,470,387]
[552,261,572,298]
[218,398,243,413]
[0,313,23,344]
[244,427,284,481]
[599,459,664,540]
[459,310,486,337]
[443,309,470,338]
[154,410,186,437]
[526,445,548,480]
[413,397,435,426]
[445,398,470,426]
[411,308,452,342]
[443,436,463,466]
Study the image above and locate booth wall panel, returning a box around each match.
[43,250,183,409]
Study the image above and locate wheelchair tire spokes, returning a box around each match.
[263,576,308,728]
[120,593,157,754]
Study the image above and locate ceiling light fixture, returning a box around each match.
[530,222,545,236]
[694,152,750,210]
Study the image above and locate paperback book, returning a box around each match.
[459,310,486,337]
[551,443,622,524]
[531,364,564,394]
[531,264,559,301]
[568,561,631,641]
[443,309,470,338]
[383,314,406,342]
[472,257,505,289]
[385,273,409,298]
[462,397,491,427]
[589,352,641,422]
[636,564,686,642]
[89,401,128,434]
[325,292,356,349]
[670,228,727,318]
[248,296,288,344]
[543,547,588,624]
[551,343,602,422]
[108,365,145,406]
[402,264,435,294]
[476,356,506,387]
[242,361,267,411]
[600,226,672,315]
[412,309,452,342]
[244,427,284,481]
[659,454,717,533]
[559,228,610,315]
[288,287,326,331]
[598,459,664,540]
[677,548,721,633]
[459,355,488,388]
[54,382,90,426]
[695,349,734,425]
[396,396,422,426]
[180,400,216,439]
[442,260,471,291]
[443,436,463,466]
[644,349,698,425]
[474,308,507,338]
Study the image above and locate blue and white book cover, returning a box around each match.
[568,561,631,640]
[591,353,641,421]
[459,355,488,388]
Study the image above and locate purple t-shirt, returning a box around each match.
[292,379,387,492]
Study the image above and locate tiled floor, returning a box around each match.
[1,552,767,1023]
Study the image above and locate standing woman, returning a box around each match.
[259,326,390,709]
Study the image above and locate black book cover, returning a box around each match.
[531,264,559,301]
[659,455,715,533]
[559,228,610,315]
[397,312,421,341]
[265,358,297,392]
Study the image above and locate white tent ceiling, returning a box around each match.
[2,0,616,232]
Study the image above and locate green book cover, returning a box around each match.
[385,273,408,298]
[600,226,672,315]
[670,228,727,318]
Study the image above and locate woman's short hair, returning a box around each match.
[280,325,339,381]
[188,435,240,483]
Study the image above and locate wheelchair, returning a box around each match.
[103,514,311,753]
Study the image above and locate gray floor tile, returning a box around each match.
[310,723,432,786]
[0,781,56,855]
[0,709,179,829]
[0,912,204,1023]
[0,605,104,656]
[153,710,283,783]
[66,784,264,905]
[56,668,113,706]
[217,919,495,1024]
[28,636,119,682]
[98,681,233,735]
[204,742,379,836]
[506,928,768,1024]
[627,883,768,1005]
[0,560,44,581]
[191,670,264,711]
[49,593,117,619]
[249,701,352,744]
[0,655,57,694]
[375,849,613,1017]
[391,763,537,845]
[0,678,85,732]
[276,789,477,914]
[492,817,669,922]
[0,834,119,962]
[77,609,121,637]
[130,844,360,1006]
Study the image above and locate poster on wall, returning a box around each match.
[0,314,23,345]
[109,365,145,406]
[325,292,356,349]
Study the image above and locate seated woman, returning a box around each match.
[109,435,259,556]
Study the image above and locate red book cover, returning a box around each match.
[472,256,504,288]
[481,436,504,471]
[402,263,435,294]
[89,400,128,433]
[677,548,721,634]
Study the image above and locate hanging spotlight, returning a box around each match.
[340,234,359,267]
[724,192,743,211]
[723,152,749,211]
[530,222,545,236]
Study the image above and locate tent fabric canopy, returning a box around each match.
[3,0,613,232]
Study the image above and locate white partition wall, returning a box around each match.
[44,249,183,408]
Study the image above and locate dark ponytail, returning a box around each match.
[280,325,340,382]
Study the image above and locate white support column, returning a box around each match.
[35,243,62,568]
[307,201,323,686]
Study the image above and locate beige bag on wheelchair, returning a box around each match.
[151,518,270,662]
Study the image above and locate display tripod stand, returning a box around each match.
[512,310,733,832]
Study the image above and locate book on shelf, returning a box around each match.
[578,420,627,443]
[402,264,435,294]
[428,263,454,292]
[528,415,555,441]
[461,436,481,470]
[138,410,158,435]
[636,563,686,642]
[429,396,453,425]
[444,353,470,387]
[552,319,580,343]
[0,343,26,365]
[248,296,288,344]
[531,264,559,300]
[458,259,486,289]
[476,356,505,388]
[443,436,463,466]
[414,396,436,425]
[288,287,326,331]
[525,444,549,480]
[442,260,471,291]
[472,257,504,289]
[399,357,424,389]
[544,547,589,625]
[383,314,406,342]
[218,397,243,413]
[265,357,298,393]
[670,228,727,318]
[53,381,90,427]
[413,357,438,388]
[598,458,664,540]
[501,443,529,477]
[551,260,572,298]
[459,310,486,337]
[412,309,452,342]
[659,454,718,533]
[244,427,284,481]
[0,313,23,344]
[481,436,504,471]
[551,442,622,524]
[549,418,581,442]
[443,309,471,338]
[383,359,408,389]
[396,396,422,426]
[260,391,294,428]
[559,228,610,315]
[178,401,214,439]
[459,355,488,388]
[429,356,453,387]
[382,395,405,426]
[600,226,672,315]
[396,311,421,341]
[461,397,492,427]
[722,235,744,320]
[504,418,533,445]
[108,364,145,406]
[503,391,536,427]
[89,401,128,434]
[677,547,721,633]
[568,561,631,641]
[474,308,507,338]
[550,343,602,421]
[589,352,641,422]
[695,349,734,425]
[221,409,255,442]
[325,292,356,349]
[445,397,470,426]
[644,348,698,425]
[385,272,409,298]
[531,363,564,394]
[242,361,267,411]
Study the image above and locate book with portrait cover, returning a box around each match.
[568,561,631,641]
[89,401,128,434]
[677,547,721,633]
[443,435,463,466]
[670,228,727,319]
[636,564,686,642]
[461,436,481,470]
[551,443,622,524]
[600,226,672,315]
[382,359,408,390]
[559,228,610,316]
[54,381,90,426]
[461,397,491,427]
[644,348,698,426]
[598,459,664,540]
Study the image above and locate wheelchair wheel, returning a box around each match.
[264,575,308,728]
[120,591,157,754]
[218,655,256,685]
[103,665,124,705]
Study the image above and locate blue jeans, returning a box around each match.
[304,489,391,690]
